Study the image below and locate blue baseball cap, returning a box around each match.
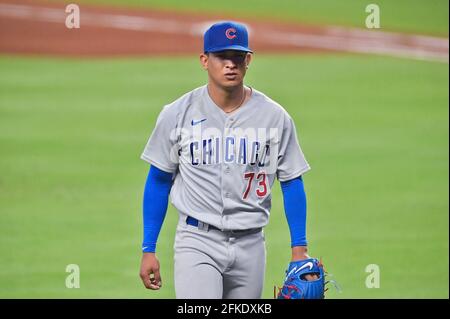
[203,21,253,53]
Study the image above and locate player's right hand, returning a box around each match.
[139,253,162,290]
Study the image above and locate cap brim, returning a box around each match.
[206,45,253,53]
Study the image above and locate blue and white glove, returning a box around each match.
[276,258,325,299]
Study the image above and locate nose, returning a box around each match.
[225,59,237,70]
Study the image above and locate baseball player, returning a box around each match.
[139,21,320,299]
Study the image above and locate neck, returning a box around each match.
[207,82,246,112]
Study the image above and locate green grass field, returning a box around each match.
[61,0,449,35]
[0,53,448,298]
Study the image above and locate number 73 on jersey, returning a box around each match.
[243,172,267,199]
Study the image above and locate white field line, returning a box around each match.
[261,32,449,63]
[325,26,448,50]
[0,3,448,62]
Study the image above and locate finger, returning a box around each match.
[304,273,319,281]
[149,277,161,290]
[153,269,162,287]
[149,281,161,290]
[140,272,153,289]
[142,274,161,290]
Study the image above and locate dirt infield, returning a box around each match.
[0,0,448,62]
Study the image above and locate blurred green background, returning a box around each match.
[65,0,449,35]
[0,0,448,299]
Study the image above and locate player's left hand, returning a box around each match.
[291,249,319,282]
[276,257,325,299]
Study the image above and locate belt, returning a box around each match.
[186,216,220,231]
[185,216,261,234]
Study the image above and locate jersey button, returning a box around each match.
[225,192,231,198]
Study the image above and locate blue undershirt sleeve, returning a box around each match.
[142,165,173,253]
[280,176,308,247]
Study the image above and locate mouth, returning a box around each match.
[224,73,238,80]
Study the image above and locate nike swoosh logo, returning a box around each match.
[294,262,314,273]
[142,247,148,250]
[191,118,207,126]
[285,267,297,281]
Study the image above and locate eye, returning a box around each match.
[235,55,246,63]
[214,52,246,62]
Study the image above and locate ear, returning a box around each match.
[245,53,252,69]
[199,53,208,70]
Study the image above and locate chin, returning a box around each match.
[221,79,242,89]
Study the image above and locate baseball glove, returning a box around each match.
[276,257,325,299]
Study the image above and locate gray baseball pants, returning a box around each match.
[174,216,266,299]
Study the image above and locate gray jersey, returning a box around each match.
[141,85,310,230]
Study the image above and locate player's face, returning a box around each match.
[200,50,252,90]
